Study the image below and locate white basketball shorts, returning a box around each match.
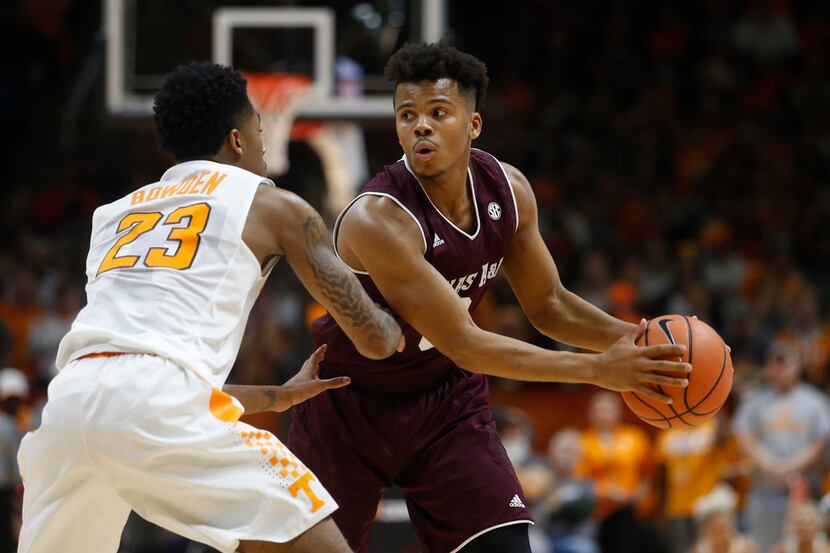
[17,353,337,553]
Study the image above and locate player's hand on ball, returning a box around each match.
[279,345,350,411]
[594,319,691,404]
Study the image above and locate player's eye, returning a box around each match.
[433,108,446,118]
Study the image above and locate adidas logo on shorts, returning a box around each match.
[509,494,525,508]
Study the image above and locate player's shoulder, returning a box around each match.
[471,148,508,174]
[347,158,419,226]
[494,160,531,195]
[249,181,314,226]
[244,182,324,260]
[469,148,518,182]
[485,158,534,223]
[362,158,410,192]
[342,192,418,233]
[337,191,426,256]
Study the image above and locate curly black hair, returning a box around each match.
[153,62,253,159]
[384,42,489,110]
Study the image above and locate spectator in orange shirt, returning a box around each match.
[655,417,730,553]
[577,391,663,553]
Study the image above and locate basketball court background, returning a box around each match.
[3,1,830,553]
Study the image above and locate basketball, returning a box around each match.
[622,315,733,429]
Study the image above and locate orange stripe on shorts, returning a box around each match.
[209,388,244,423]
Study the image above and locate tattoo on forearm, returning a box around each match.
[262,388,277,410]
[303,214,398,345]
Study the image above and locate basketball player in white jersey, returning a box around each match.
[16,62,403,553]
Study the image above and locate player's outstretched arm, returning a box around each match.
[243,185,403,360]
[500,162,634,352]
[337,196,691,403]
[224,345,350,413]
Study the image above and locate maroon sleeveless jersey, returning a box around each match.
[311,148,518,393]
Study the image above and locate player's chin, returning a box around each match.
[411,160,444,179]
[414,168,444,180]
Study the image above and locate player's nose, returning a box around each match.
[414,115,432,136]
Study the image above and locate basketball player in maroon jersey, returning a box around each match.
[289,43,690,552]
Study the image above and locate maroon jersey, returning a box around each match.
[312,148,518,393]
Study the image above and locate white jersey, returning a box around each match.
[57,160,275,388]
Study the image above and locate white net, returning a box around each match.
[243,73,314,176]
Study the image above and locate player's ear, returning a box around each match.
[228,129,243,154]
[469,112,482,140]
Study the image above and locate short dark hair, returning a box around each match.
[384,42,489,110]
[153,62,253,159]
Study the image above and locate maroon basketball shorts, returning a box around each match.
[288,371,533,553]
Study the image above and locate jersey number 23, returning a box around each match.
[97,202,210,275]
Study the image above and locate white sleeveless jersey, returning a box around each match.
[56,160,275,388]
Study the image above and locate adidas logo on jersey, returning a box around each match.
[509,494,525,508]
[433,234,445,247]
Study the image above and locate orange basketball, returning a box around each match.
[621,315,733,428]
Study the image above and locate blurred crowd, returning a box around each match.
[496,355,830,553]
[3,0,830,552]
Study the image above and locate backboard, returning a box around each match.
[105,0,448,119]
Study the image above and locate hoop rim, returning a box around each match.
[243,71,313,111]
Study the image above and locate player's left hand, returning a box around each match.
[278,345,350,411]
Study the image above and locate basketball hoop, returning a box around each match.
[242,71,369,217]
[243,72,318,176]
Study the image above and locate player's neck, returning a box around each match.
[211,149,236,166]
[418,153,472,213]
